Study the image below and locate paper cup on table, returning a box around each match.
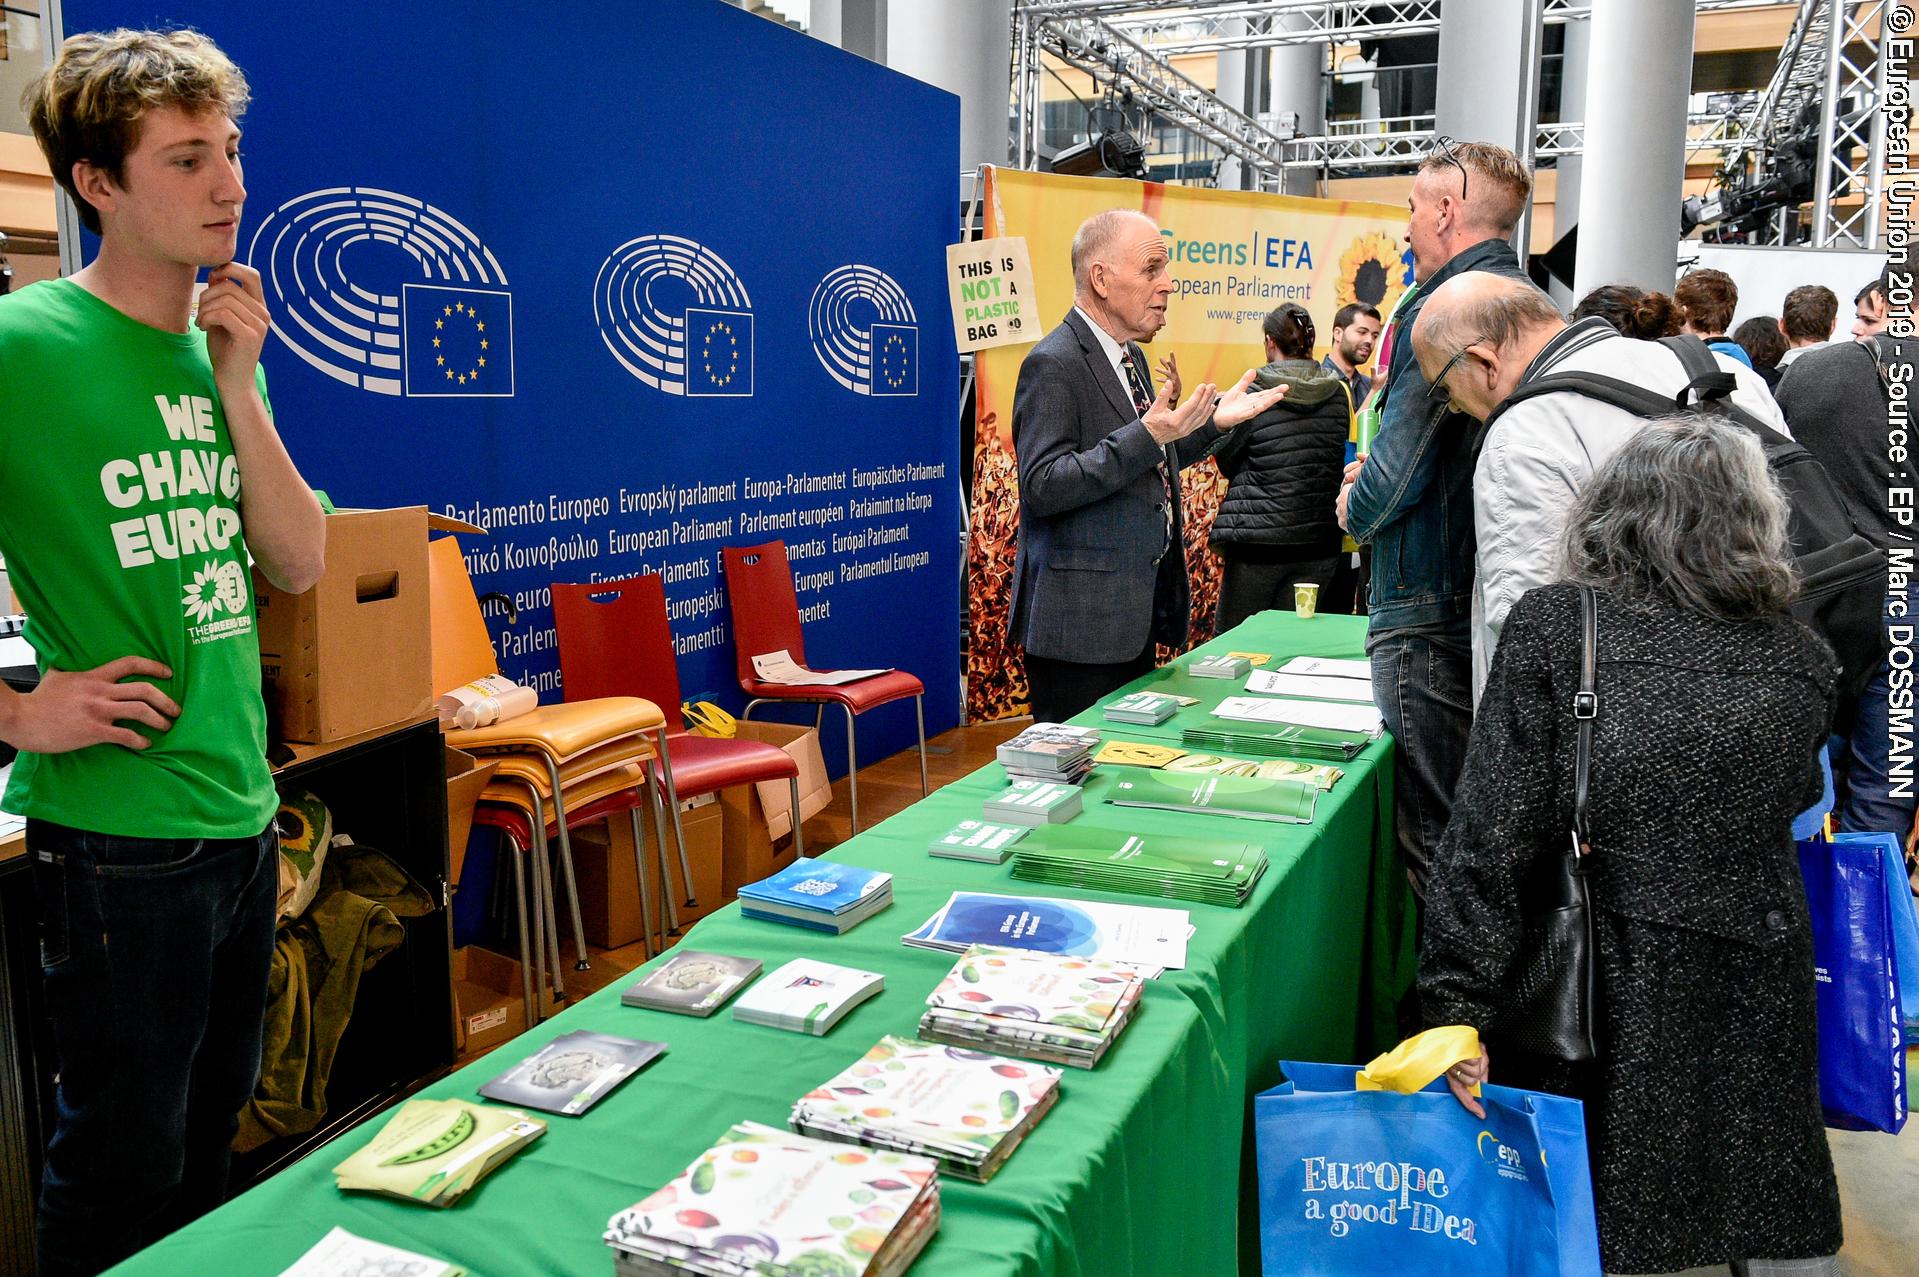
[1294,583,1319,618]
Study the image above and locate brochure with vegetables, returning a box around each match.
[604,1120,939,1277]
[276,1227,466,1277]
[790,1034,1062,1181]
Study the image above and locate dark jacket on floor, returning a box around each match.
[1207,357,1352,555]
[1419,584,1842,1275]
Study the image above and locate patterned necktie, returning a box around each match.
[1122,351,1175,551]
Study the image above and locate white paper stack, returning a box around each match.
[982,779,1084,826]
[1189,654,1251,680]
[732,958,884,1035]
[1102,691,1179,725]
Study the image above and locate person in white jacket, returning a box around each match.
[1409,273,1788,700]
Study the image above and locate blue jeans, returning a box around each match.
[26,819,277,1277]
[1370,628,1475,899]
[1836,601,1917,839]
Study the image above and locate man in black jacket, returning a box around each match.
[1777,333,1914,839]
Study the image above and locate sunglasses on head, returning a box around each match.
[1431,134,1469,203]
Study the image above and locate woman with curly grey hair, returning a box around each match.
[1419,417,1843,1277]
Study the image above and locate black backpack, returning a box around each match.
[1491,333,1887,717]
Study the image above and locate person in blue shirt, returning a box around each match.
[1675,267,1754,368]
[1335,139,1533,899]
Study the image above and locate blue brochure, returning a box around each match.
[737,860,892,916]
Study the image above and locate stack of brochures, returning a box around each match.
[605,1121,939,1277]
[733,958,884,1035]
[928,819,1029,864]
[1181,723,1374,762]
[621,950,762,1017]
[1105,766,1318,825]
[1103,691,1179,725]
[918,944,1145,1069]
[791,1034,1062,1183]
[738,860,893,934]
[332,1098,544,1207]
[1008,825,1269,907]
[1189,654,1251,680]
[982,779,1083,826]
[996,722,1098,784]
[278,1228,465,1277]
[478,1030,666,1116]
[903,890,1191,974]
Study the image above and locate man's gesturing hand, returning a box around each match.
[197,261,272,393]
[1211,369,1288,430]
[0,657,180,753]
[1142,372,1220,445]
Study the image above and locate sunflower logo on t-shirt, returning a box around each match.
[182,559,249,626]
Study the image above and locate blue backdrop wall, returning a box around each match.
[61,0,965,771]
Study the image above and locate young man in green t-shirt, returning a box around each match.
[0,30,324,1277]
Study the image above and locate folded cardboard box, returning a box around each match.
[452,944,553,1058]
[255,507,439,744]
[444,745,499,887]
[572,798,724,949]
[718,720,831,897]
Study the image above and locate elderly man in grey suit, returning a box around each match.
[1010,209,1287,724]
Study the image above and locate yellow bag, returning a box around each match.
[1354,1024,1483,1096]
[681,700,738,739]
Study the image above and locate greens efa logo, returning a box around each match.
[1158,227,1316,271]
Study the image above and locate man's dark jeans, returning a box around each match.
[1370,629,1474,900]
[26,819,277,1277]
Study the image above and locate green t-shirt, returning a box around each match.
[0,278,277,837]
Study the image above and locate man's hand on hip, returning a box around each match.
[0,657,180,753]
[1143,372,1220,445]
[1211,369,1288,430]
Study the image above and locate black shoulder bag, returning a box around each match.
[1497,585,1602,1062]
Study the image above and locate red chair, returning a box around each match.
[720,541,927,834]
[552,573,809,888]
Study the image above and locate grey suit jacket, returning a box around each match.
[1008,309,1215,663]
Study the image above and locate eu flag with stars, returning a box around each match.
[685,307,755,397]
[870,322,917,396]
[403,284,514,397]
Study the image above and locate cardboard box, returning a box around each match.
[573,799,724,948]
[452,943,552,1057]
[254,507,434,743]
[444,745,500,887]
[719,721,832,897]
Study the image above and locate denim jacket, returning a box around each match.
[1344,238,1530,635]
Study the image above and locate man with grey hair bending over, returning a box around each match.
[1008,208,1285,723]
[1409,272,1786,700]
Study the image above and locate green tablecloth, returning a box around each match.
[110,612,1411,1277]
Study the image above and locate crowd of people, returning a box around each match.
[1012,140,1904,1276]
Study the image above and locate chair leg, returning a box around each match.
[626,808,656,961]
[536,754,593,972]
[506,832,536,1026]
[741,698,769,721]
[524,793,565,1003]
[915,694,930,796]
[815,703,825,734]
[649,771,681,934]
[845,704,861,836]
[789,775,807,858]
[654,728,695,908]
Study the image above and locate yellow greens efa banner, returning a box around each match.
[966,166,1410,721]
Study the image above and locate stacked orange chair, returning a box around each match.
[429,536,675,1015]
[720,541,927,834]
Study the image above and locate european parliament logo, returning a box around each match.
[402,285,514,397]
[592,235,756,397]
[808,264,919,397]
[246,187,514,398]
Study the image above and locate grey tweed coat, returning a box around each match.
[1419,583,1843,1274]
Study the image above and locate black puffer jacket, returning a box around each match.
[1207,357,1351,551]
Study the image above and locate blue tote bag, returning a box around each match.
[1829,831,1919,1040]
[1798,833,1909,1132]
[1255,1061,1601,1277]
